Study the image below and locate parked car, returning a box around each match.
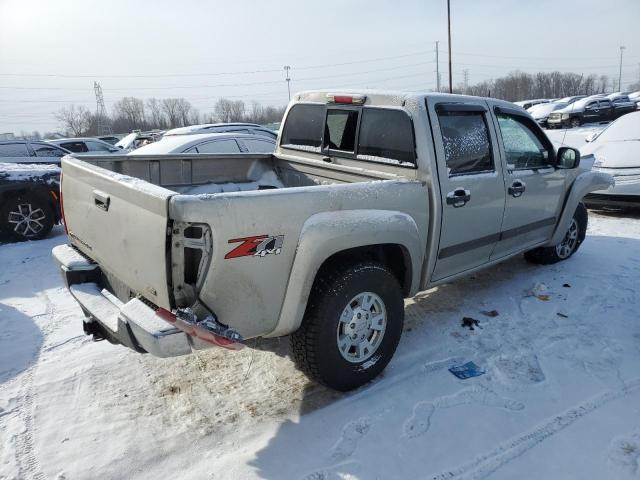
[128,132,276,155]
[607,93,637,118]
[115,130,164,151]
[527,101,568,127]
[581,111,640,208]
[0,141,67,241]
[54,90,611,391]
[48,138,120,154]
[164,123,278,140]
[514,99,550,110]
[547,96,613,128]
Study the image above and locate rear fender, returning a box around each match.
[267,209,422,337]
[547,171,613,246]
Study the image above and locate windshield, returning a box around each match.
[594,112,640,143]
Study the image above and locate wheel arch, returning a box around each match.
[266,209,423,337]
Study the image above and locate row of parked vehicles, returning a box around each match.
[516,91,640,128]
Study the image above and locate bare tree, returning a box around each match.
[146,98,166,129]
[161,98,182,128]
[112,97,146,130]
[55,104,92,136]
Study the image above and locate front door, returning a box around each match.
[490,107,565,259]
[430,101,506,281]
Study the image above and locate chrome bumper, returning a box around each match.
[52,244,194,358]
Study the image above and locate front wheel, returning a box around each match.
[570,117,581,128]
[290,261,404,391]
[524,203,588,265]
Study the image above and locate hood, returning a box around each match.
[580,141,640,168]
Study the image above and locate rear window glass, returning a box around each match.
[280,104,324,152]
[326,109,359,152]
[0,143,31,157]
[241,138,275,153]
[437,111,493,175]
[357,108,415,165]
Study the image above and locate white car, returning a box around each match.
[582,111,640,208]
[127,132,275,155]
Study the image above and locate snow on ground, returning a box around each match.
[2,212,640,480]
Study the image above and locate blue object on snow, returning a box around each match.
[448,361,485,379]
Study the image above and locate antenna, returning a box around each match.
[94,81,111,135]
[435,41,441,92]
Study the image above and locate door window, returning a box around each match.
[496,114,551,170]
[0,143,31,157]
[437,111,493,176]
[190,139,240,153]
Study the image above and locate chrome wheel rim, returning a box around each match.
[336,291,387,363]
[556,218,578,259]
[8,203,46,238]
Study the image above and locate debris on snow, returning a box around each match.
[448,361,486,380]
[481,309,499,317]
[461,317,482,330]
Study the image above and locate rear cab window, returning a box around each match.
[280,102,416,167]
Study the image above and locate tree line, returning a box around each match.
[54,97,286,137]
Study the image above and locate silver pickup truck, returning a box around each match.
[53,90,612,391]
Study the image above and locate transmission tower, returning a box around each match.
[463,69,470,92]
[94,81,112,135]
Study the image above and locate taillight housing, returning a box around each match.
[59,172,68,234]
[326,93,367,105]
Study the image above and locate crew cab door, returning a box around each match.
[490,107,565,259]
[429,102,506,281]
[583,100,600,123]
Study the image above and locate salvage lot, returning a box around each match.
[1,208,640,479]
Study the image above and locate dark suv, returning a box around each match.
[607,93,637,118]
[0,140,69,241]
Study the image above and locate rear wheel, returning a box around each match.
[525,203,587,265]
[0,194,54,241]
[290,261,404,391]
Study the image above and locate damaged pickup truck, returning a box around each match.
[53,91,613,391]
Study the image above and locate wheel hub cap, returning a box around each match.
[337,292,387,363]
[556,218,578,259]
[8,203,46,238]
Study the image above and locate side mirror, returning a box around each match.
[584,132,598,143]
[557,147,580,169]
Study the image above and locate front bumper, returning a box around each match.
[52,244,221,357]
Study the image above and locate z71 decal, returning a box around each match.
[225,234,284,259]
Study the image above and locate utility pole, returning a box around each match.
[435,41,441,92]
[284,65,291,101]
[93,81,111,135]
[618,46,625,91]
[447,0,453,93]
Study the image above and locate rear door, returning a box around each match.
[583,101,600,123]
[429,101,506,280]
[490,106,565,259]
[62,157,174,309]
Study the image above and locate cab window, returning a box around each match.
[280,104,324,152]
[437,111,493,176]
[496,113,551,170]
[325,109,359,152]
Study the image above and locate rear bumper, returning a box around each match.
[52,244,197,358]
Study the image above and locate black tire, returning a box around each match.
[570,117,581,128]
[290,261,404,391]
[0,193,55,241]
[524,203,588,265]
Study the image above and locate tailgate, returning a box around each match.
[61,157,174,309]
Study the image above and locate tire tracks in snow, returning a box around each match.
[431,377,640,480]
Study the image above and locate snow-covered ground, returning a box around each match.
[2,212,640,480]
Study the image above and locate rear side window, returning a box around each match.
[0,143,31,157]
[190,139,240,154]
[86,141,113,152]
[61,142,88,153]
[33,144,66,157]
[280,104,324,152]
[241,138,275,153]
[357,108,415,164]
[437,111,493,175]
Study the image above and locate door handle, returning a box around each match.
[508,180,526,198]
[446,188,471,208]
[93,189,110,211]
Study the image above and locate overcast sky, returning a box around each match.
[1,0,639,134]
